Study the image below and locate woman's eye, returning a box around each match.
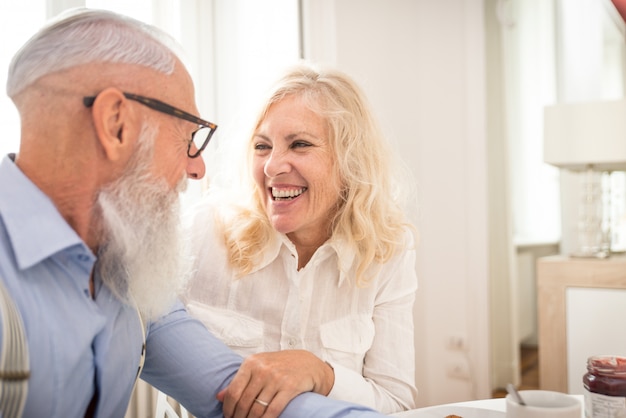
[254,143,271,151]
[291,141,311,149]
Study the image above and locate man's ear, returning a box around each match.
[88,87,140,161]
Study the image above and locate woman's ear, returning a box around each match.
[88,87,140,161]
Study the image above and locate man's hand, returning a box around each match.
[217,349,335,418]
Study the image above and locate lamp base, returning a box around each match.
[574,168,612,259]
[569,250,610,259]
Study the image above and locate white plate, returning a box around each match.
[390,405,505,418]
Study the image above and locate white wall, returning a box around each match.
[3,0,493,408]
[303,0,491,406]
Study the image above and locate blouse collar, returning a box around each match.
[249,230,357,287]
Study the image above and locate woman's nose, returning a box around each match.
[263,149,291,177]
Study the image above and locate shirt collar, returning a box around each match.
[250,230,357,287]
[0,155,92,270]
[327,238,357,286]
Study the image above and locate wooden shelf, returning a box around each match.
[537,255,626,392]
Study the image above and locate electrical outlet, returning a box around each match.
[447,335,467,351]
[446,361,471,380]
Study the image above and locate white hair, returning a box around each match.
[7,8,180,98]
[96,124,192,321]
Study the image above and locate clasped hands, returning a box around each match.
[217,349,335,418]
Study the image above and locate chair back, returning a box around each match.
[154,390,189,418]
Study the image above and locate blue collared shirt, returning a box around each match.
[0,155,386,418]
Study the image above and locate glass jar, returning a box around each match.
[583,355,626,418]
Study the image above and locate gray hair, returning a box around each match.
[6,8,179,98]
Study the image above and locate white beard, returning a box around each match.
[95,125,192,321]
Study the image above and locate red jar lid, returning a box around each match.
[587,355,626,376]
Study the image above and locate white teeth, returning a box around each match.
[272,187,306,199]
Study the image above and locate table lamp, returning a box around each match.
[544,99,626,258]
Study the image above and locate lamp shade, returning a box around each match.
[544,99,626,171]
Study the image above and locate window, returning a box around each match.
[500,0,561,245]
[556,0,626,253]
[0,0,46,158]
[0,0,301,208]
[502,0,626,252]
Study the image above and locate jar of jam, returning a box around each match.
[583,355,626,418]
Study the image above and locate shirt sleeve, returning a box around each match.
[141,303,390,418]
[328,230,419,414]
[327,361,376,408]
[140,303,241,417]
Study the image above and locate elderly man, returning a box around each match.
[0,8,388,418]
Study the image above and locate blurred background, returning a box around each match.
[2,0,625,413]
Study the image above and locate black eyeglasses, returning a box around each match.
[83,92,217,158]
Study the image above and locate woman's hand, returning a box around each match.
[217,349,335,418]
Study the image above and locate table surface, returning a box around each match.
[391,394,585,417]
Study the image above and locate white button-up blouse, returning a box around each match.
[183,199,419,414]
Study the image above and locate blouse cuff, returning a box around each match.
[326,361,376,410]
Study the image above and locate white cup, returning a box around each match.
[506,390,581,418]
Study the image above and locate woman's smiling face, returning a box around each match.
[252,94,342,246]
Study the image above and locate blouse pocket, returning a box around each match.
[320,315,375,369]
[186,301,264,356]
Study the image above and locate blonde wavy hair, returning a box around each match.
[219,63,415,286]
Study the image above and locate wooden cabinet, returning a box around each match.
[537,255,626,392]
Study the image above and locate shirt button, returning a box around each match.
[77,254,90,262]
[288,338,297,347]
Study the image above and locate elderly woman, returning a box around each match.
[184,63,418,416]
